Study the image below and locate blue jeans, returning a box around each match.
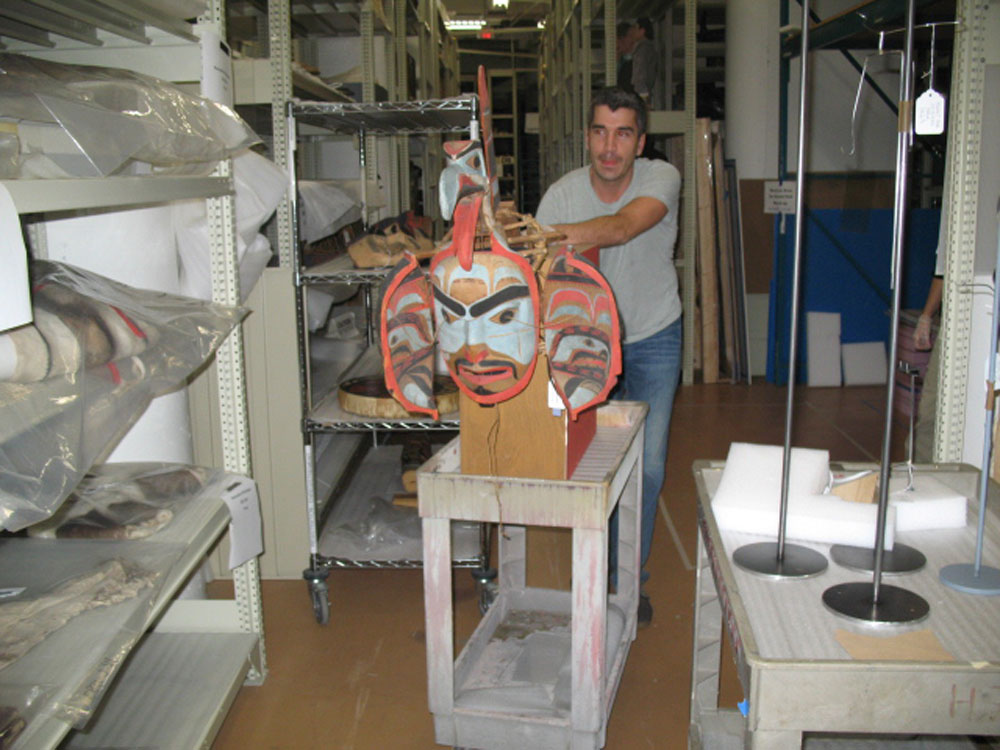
[610,317,682,585]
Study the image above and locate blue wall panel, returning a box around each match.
[767,208,940,384]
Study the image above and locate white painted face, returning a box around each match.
[432,252,536,399]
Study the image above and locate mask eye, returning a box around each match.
[493,308,515,325]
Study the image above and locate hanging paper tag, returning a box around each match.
[914,89,946,135]
[547,378,564,416]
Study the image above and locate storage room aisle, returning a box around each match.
[209,381,908,749]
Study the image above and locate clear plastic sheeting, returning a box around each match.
[0,260,246,532]
[174,149,288,301]
[325,496,424,558]
[25,463,224,541]
[298,180,361,244]
[0,54,259,179]
[0,538,182,735]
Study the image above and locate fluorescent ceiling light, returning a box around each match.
[492,0,509,8]
[445,18,486,30]
[537,19,546,28]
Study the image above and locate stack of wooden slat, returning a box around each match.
[694,118,751,384]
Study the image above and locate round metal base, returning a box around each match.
[822,582,929,626]
[829,543,926,575]
[939,563,1000,595]
[732,542,828,579]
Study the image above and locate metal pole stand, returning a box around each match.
[830,363,927,575]
[823,0,928,625]
[731,0,826,581]
[940,202,1000,596]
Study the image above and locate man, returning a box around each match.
[616,21,634,93]
[535,87,682,626]
[627,18,658,106]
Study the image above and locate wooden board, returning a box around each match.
[711,122,736,382]
[695,118,719,384]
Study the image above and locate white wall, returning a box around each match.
[724,0,781,179]
[786,49,900,174]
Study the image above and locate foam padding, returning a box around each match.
[888,473,968,532]
[712,442,896,549]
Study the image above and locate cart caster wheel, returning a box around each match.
[471,567,497,615]
[303,568,330,625]
[310,584,329,625]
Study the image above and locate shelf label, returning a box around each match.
[222,475,263,569]
[764,181,797,215]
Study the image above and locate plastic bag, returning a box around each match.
[298,180,360,244]
[0,537,183,730]
[0,53,258,179]
[174,149,287,300]
[0,260,247,532]
[26,462,224,540]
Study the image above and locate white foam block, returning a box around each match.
[712,442,896,549]
[714,442,831,504]
[714,492,896,549]
[841,341,888,385]
[889,474,968,532]
[807,311,842,387]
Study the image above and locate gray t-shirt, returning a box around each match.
[535,158,682,343]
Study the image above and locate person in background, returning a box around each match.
[627,18,658,106]
[535,87,682,627]
[913,251,945,462]
[616,21,634,93]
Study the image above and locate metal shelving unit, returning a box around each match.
[287,95,489,623]
[0,1,266,746]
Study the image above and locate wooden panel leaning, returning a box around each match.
[418,401,648,749]
[695,118,719,384]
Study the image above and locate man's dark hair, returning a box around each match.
[635,17,653,40]
[588,87,648,136]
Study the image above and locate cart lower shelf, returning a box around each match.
[442,586,631,749]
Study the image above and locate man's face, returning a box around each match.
[432,251,537,401]
[587,104,645,185]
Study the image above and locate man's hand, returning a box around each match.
[914,314,933,350]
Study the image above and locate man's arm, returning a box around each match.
[915,276,943,350]
[549,195,667,248]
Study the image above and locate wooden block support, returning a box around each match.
[459,354,596,480]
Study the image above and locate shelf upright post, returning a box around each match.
[395,0,410,213]
[270,0,295,269]
[201,0,266,682]
[682,0,698,385]
[936,0,989,463]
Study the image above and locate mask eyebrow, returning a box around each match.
[470,284,530,317]
[432,286,467,317]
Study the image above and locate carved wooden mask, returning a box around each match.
[380,253,438,418]
[541,248,622,419]
[430,234,539,405]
